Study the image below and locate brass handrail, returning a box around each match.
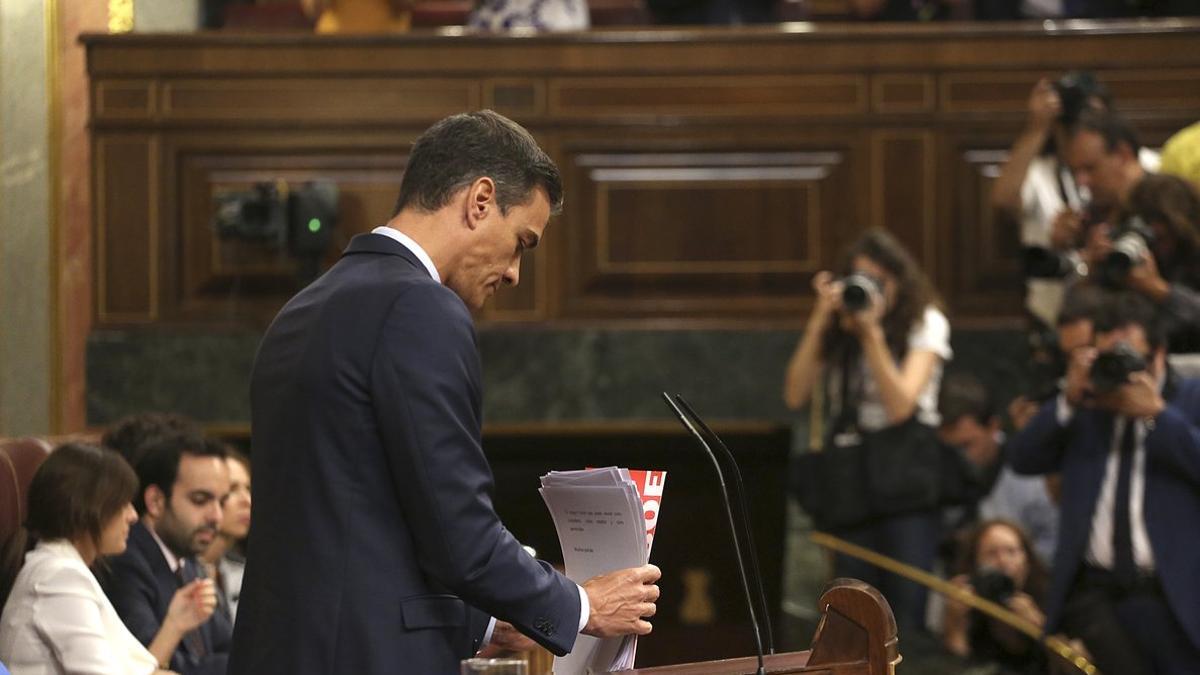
[810,531,1098,675]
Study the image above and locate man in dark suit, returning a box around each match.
[230,110,660,675]
[102,433,234,674]
[1010,293,1200,675]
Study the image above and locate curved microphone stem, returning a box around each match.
[674,394,776,655]
[662,392,767,675]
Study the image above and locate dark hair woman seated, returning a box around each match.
[0,444,215,675]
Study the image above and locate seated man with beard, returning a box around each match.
[101,434,232,675]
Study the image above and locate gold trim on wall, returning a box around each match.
[46,0,64,432]
[108,0,133,33]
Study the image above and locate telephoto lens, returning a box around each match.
[841,273,883,312]
[1102,232,1149,283]
[1097,216,1155,288]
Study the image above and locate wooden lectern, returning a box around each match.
[614,579,899,675]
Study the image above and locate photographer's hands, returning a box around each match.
[1126,250,1172,303]
[1065,348,1165,419]
[1096,371,1166,419]
[1027,79,1061,136]
[1063,346,1097,407]
[810,271,843,326]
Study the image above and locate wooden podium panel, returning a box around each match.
[618,579,899,675]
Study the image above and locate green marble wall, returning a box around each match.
[86,327,1032,427]
[0,0,54,435]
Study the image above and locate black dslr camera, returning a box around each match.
[970,568,1016,605]
[1096,217,1155,289]
[1053,71,1103,127]
[841,273,884,312]
[1089,342,1147,394]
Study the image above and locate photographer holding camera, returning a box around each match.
[943,519,1054,675]
[784,227,952,633]
[1008,293,1200,675]
[1092,173,1200,353]
[993,73,1112,327]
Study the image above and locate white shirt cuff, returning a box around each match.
[480,617,497,650]
[577,583,590,633]
[1056,393,1075,425]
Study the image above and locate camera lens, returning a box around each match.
[841,274,880,312]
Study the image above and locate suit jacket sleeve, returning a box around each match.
[102,552,230,675]
[1147,399,1200,488]
[102,553,167,652]
[370,285,581,656]
[1008,397,1072,476]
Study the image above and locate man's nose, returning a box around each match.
[503,260,521,287]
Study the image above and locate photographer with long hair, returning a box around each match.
[784,227,952,632]
[943,519,1053,674]
[0,444,216,675]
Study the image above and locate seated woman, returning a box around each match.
[0,443,216,675]
[943,519,1050,674]
[201,448,251,623]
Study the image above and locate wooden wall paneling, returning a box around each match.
[940,69,1200,116]
[83,23,1200,329]
[557,129,857,319]
[869,130,935,278]
[167,136,411,324]
[483,78,547,121]
[548,75,868,120]
[871,74,933,114]
[161,78,481,124]
[93,78,156,121]
[936,128,1024,321]
[94,133,158,323]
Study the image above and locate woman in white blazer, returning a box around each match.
[0,443,217,675]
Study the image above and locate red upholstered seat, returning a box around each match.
[0,438,53,556]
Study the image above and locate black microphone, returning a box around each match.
[673,394,775,657]
[662,392,767,675]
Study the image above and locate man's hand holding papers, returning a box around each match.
[582,564,661,638]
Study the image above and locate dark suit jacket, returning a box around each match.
[229,233,581,675]
[1009,376,1200,651]
[101,521,232,675]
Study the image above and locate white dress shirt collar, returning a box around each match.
[371,226,440,283]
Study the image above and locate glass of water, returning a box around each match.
[460,657,528,675]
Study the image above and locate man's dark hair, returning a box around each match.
[1094,291,1167,353]
[1057,284,1106,327]
[938,371,996,427]
[1072,108,1142,156]
[102,412,204,470]
[133,433,227,516]
[393,110,563,217]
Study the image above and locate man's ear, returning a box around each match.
[1115,141,1137,163]
[465,177,496,230]
[144,485,166,519]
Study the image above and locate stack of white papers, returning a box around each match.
[540,467,666,674]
